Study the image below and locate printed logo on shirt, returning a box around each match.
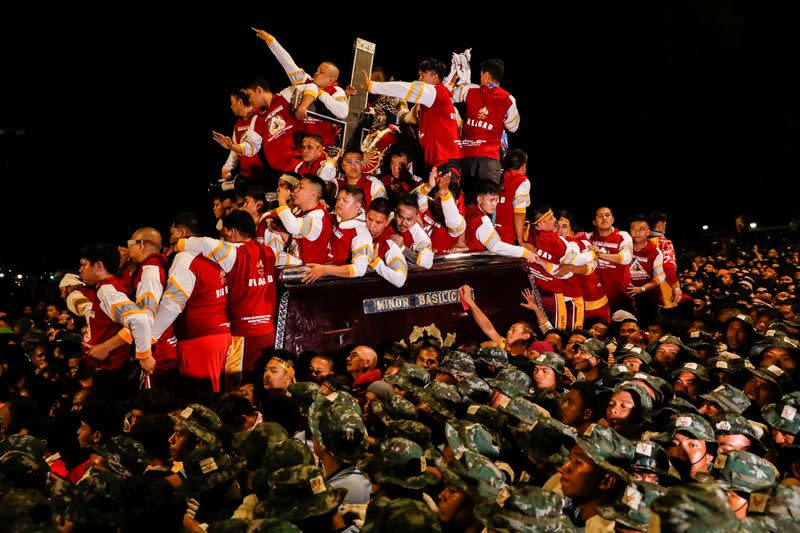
[478,107,489,119]
[269,115,286,136]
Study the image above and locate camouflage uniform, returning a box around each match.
[360,437,437,490]
[264,465,347,522]
[360,497,441,533]
[475,484,575,532]
[444,420,500,459]
[597,480,667,531]
[699,383,752,415]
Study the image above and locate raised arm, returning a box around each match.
[252,28,309,86]
[459,285,504,344]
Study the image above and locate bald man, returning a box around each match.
[253,28,349,123]
[123,228,178,385]
[346,345,382,406]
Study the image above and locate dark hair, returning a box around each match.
[301,175,325,199]
[302,133,324,146]
[79,243,120,277]
[502,148,528,171]
[245,78,271,93]
[529,204,553,224]
[222,210,257,238]
[230,89,249,104]
[171,212,202,237]
[343,148,364,160]
[396,192,419,212]
[629,213,649,226]
[649,211,668,227]
[131,388,173,415]
[368,197,392,217]
[474,179,502,197]
[260,395,301,435]
[215,393,256,431]
[556,210,576,231]
[569,381,602,422]
[129,414,173,464]
[480,58,505,82]
[244,184,267,210]
[321,374,352,394]
[80,395,123,442]
[418,58,447,80]
[594,205,613,217]
[339,184,365,206]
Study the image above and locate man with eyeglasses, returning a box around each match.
[335,148,386,209]
[308,354,335,383]
[294,134,337,183]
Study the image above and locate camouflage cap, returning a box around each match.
[497,396,541,426]
[742,515,800,533]
[713,414,765,451]
[464,403,507,436]
[485,367,532,398]
[612,380,654,420]
[631,372,674,405]
[383,373,420,396]
[597,480,667,531]
[650,482,742,532]
[360,437,438,489]
[182,445,246,496]
[64,472,123,527]
[252,439,316,499]
[287,381,321,414]
[445,420,500,459]
[757,330,800,352]
[615,343,654,367]
[234,421,289,471]
[370,393,417,424]
[686,330,717,351]
[577,338,609,360]
[699,384,751,415]
[748,365,793,394]
[396,363,432,388]
[747,483,800,521]
[762,393,800,435]
[670,361,710,382]
[308,393,368,462]
[266,465,347,522]
[666,413,716,443]
[532,351,566,375]
[436,450,507,501]
[0,450,48,493]
[0,489,56,532]
[706,355,747,376]
[510,418,577,465]
[725,313,756,331]
[437,350,476,379]
[603,363,635,386]
[92,434,148,477]
[169,403,223,446]
[0,434,47,458]
[631,440,676,480]
[360,497,442,533]
[386,420,432,449]
[711,450,778,494]
[576,423,635,480]
[474,346,509,368]
[417,381,463,419]
[475,485,574,533]
[652,396,699,422]
[457,375,492,405]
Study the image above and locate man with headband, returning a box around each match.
[526,204,598,330]
[294,134,337,183]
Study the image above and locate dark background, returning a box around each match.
[1,3,799,280]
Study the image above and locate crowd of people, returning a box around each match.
[1,26,800,532]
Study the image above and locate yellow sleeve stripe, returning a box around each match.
[347,265,355,278]
[167,277,190,302]
[303,88,319,98]
[275,205,289,214]
[440,191,453,202]
[300,216,313,237]
[369,257,381,269]
[513,208,527,214]
[120,309,146,322]
[403,82,415,101]
[176,239,187,252]
[118,328,133,344]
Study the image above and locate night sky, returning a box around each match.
[2,4,799,274]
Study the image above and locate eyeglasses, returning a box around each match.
[127,239,160,248]
[343,159,363,165]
